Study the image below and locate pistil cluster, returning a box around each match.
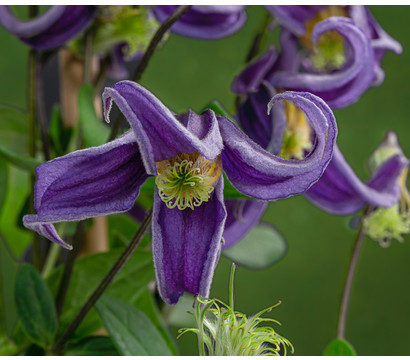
[155,153,222,210]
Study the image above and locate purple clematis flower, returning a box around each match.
[23,81,336,304]
[234,16,380,109]
[153,5,247,40]
[266,5,402,87]
[233,75,407,217]
[0,5,96,50]
[305,137,408,215]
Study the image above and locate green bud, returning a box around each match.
[368,131,403,174]
[364,132,410,247]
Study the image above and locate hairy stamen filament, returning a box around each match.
[155,153,222,210]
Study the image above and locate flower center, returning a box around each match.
[279,101,313,160]
[155,153,222,210]
[299,6,348,71]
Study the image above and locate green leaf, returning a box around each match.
[65,336,119,356]
[0,232,19,339]
[15,264,57,348]
[0,334,18,355]
[0,143,42,173]
[134,289,178,355]
[204,100,234,121]
[96,295,173,356]
[108,213,142,247]
[223,223,287,270]
[46,249,154,339]
[322,338,357,356]
[16,196,30,231]
[49,105,73,156]
[0,104,28,154]
[78,84,110,147]
[166,293,196,328]
[0,161,8,214]
[223,174,251,199]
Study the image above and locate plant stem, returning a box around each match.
[36,54,51,161]
[132,5,191,83]
[229,263,236,310]
[337,205,372,339]
[51,208,153,355]
[55,221,87,318]
[244,12,272,63]
[107,5,192,142]
[93,55,110,92]
[235,12,272,112]
[83,29,93,85]
[28,5,39,269]
[41,242,61,278]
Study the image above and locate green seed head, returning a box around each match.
[178,264,293,356]
[155,153,222,211]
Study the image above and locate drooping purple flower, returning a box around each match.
[266,5,402,86]
[0,5,97,50]
[153,5,247,40]
[234,77,407,216]
[234,16,379,109]
[305,144,406,215]
[23,81,336,304]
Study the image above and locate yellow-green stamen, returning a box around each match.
[155,153,222,211]
[279,100,313,160]
[299,6,348,71]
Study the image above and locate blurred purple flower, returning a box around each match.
[234,17,379,109]
[153,5,247,40]
[305,144,406,215]
[266,5,402,86]
[23,82,336,304]
[0,5,96,50]
[234,79,407,216]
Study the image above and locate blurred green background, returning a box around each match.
[1,5,409,356]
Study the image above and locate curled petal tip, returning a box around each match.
[103,94,113,124]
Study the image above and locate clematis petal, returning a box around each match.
[275,29,300,73]
[23,131,149,248]
[102,81,223,175]
[237,81,286,155]
[265,5,328,36]
[305,145,407,215]
[152,177,226,304]
[0,5,96,50]
[0,6,65,36]
[349,6,402,86]
[222,199,267,249]
[349,6,402,55]
[153,5,247,40]
[271,17,374,109]
[232,47,278,94]
[220,91,337,200]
